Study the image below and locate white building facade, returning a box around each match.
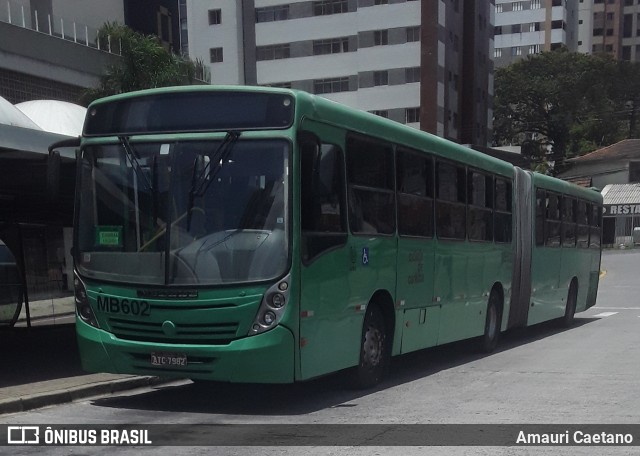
[187,0,421,128]
[494,0,579,67]
[186,0,495,144]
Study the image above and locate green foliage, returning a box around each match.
[494,49,640,173]
[81,22,200,105]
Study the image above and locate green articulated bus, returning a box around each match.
[51,86,602,388]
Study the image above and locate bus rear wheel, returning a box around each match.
[353,305,389,389]
[480,291,501,353]
[562,281,578,328]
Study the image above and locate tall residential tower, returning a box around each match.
[494,0,579,67]
[186,0,494,146]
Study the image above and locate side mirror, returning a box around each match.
[47,137,80,203]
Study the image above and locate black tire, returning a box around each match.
[353,305,390,389]
[562,281,578,328]
[480,291,501,353]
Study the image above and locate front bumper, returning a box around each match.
[76,318,295,383]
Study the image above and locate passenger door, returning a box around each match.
[395,148,439,353]
[298,124,356,380]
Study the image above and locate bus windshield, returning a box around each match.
[76,138,289,286]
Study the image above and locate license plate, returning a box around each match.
[150,352,187,367]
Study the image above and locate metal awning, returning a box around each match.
[601,184,640,217]
[0,123,71,156]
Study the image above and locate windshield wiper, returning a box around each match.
[119,136,153,192]
[186,131,241,230]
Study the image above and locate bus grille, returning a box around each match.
[108,317,239,345]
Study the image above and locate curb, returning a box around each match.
[15,312,75,325]
[0,376,168,415]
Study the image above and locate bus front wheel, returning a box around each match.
[353,305,390,389]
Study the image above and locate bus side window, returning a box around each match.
[590,204,602,249]
[467,170,493,242]
[301,136,347,264]
[535,189,545,246]
[436,161,466,240]
[346,134,395,235]
[576,200,589,248]
[562,197,577,248]
[396,149,434,238]
[494,177,512,243]
[545,193,561,247]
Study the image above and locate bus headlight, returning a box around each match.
[263,311,276,325]
[271,293,285,308]
[248,274,291,336]
[74,272,99,328]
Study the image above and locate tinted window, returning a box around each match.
[349,188,396,234]
[301,140,347,263]
[85,91,295,135]
[590,204,602,249]
[545,192,561,247]
[436,162,466,203]
[397,149,434,238]
[562,197,576,247]
[468,170,493,242]
[495,178,512,212]
[436,161,466,240]
[535,189,545,246]
[577,200,589,248]
[346,135,395,235]
[346,136,394,189]
[494,177,512,243]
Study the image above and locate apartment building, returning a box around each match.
[580,0,640,61]
[494,0,579,67]
[186,0,494,145]
[496,0,640,65]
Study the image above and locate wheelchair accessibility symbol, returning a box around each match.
[362,247,369,266]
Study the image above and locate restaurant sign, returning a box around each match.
[603,204,640,216]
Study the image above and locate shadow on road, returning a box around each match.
[0,323,85,388]
[91,316,598,416]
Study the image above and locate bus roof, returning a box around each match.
[531,171,603,204]
[89,86,511,176]
[86,84,292,107]
[87,85,599,198]
[292,89,515,177]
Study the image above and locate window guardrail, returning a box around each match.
[0,0,121,55]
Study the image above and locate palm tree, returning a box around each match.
[81,22,202,105]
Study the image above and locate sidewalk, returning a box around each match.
[0,323,165,415]
[14,295,76,326]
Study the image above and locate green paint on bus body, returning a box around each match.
[71,85,602,385]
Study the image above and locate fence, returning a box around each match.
[0,0,121,54]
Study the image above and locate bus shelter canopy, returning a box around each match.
[0,96,79,225]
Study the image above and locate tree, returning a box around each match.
[495,50,596,165]
[81,23,202,105]
[493,49,633,172]
[615,60,640,139]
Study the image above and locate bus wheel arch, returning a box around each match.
[353,290,394,388]
[562,278,579,328]
[480,283,504,353]
[369,289,395,342]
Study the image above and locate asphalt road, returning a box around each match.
[1,249,639,456]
